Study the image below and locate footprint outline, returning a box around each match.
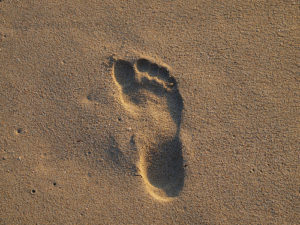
[112,57,184,201]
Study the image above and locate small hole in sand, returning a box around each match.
[87,94,92,100]
[53,182,57,186]
[85,151,92,156]
[17,128,23,134]
[31,189,36,194]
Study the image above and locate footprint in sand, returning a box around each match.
[112,58,184,201]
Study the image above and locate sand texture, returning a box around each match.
[0,0,299,224]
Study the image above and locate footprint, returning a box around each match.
[112,58,184,201]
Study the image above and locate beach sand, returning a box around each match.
[0,0,299,224]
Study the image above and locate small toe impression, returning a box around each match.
[136,58,150,72]
[149,63,159,77]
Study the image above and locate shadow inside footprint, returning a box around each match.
[144,136,184,197]
[113,60,136,88]
[167,90,183,132]
[113,60,145,105]
[136,58,150,72]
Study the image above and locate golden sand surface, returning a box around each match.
[0,0,299,224]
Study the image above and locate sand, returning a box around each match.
[0,0,299,224]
